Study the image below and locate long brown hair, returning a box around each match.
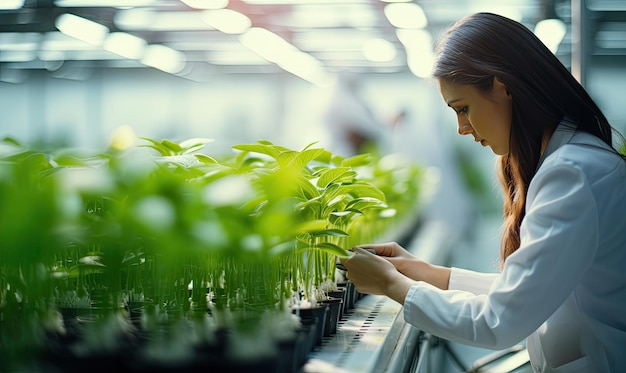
[432,12,617,267]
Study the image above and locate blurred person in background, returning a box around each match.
[321,72,393,157]
[341,12,626,373]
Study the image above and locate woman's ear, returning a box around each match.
[493,76,511,98]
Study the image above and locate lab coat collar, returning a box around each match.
[536,117,578,171]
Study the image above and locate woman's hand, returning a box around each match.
[354,242,417,276]
[352,242,451,290]
[339,247,414,304]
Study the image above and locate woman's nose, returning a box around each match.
[457,118,473,136]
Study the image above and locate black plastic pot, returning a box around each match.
[294,317,317,367]
[327,288,347,320]
[337,281,357,312]
[319,297,343,337]
[292,303,328,347]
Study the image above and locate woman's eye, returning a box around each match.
[457,107,468,114]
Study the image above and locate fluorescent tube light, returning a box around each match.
[54,0,155,6]
[141,44,186,74]
[202,9,251,34]
[55,13,109,46]
[182,0,228,9]
[534,19,566,54]
[0,0,25,10]
[103,32,147,59]
[384,3,427,29]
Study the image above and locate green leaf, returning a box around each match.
[1,137,20,146]
[277,150,297,168]
[316,167,351,188]
[330,211,353,217]
[301,141,319,151]
[182,144,208,154]
[295,195,322,210]
[331,154,345,166]
[310,228,349,237]
[161,139,183,153]
[314,242,351,257]
[139,137,171,156]
[295,219,328,233]
[179,137,214,149]
[339,182,387,202]
[232,143,282,159]
[286,148,326,170]
[296,174,320,200]
[325,194,346,207]
[52,154,89,167]
[346,196,388,211]
[341,153,372,168]
[194,154,219,164]
[155,154,201,168]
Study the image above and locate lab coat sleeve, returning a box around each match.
[448,267,498,295]
[403,158,599,349]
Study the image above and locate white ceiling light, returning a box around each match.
[115,9,211,31]
[55,13,109,46]
[41,32,99,51]
[202,9,251,34]
[182,0,228,9]
[240,27,296,63]
[54,0,155,6]
[242,0,367,4]
[114,8,154,29]
[240,27,330,86]
[277,50,331,86]
[103,32,147,59]
[362,38,397,62]
[141,44,186,74]
[0,0,25,10]
[534,18,566,54]
[384,3,427,29]
[396,28,434,78]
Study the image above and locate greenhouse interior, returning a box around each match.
[1,0,625,372]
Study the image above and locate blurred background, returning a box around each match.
[1,0,625,241]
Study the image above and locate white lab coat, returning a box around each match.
[403,119,626,372]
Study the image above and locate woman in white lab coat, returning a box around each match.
[340,12,626,373]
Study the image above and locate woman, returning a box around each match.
[340,12,626,372]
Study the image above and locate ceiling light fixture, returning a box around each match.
[54,0,155,6]
[396,28,434,78]
[534,18,566,54]
[182,0,229,9]
[116,11,211,31]
[240,27,330,86]
[202,9,251,34]
[0,0,25,10]
[384,3,427,29]
[242,0,366,4]
[141,44,186,74]
[103,32,147,59]
[55,13,109,46]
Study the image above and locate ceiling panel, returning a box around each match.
[0,0,565,83]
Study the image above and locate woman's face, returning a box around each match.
[438,77,512,155]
